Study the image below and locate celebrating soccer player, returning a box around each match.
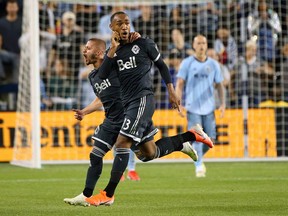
[85,11,214,206]
[63,35,141,206]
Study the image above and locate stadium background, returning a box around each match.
[0,0,288,166]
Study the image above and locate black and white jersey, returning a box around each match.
[111,38,161,106]
[88,68,123,122]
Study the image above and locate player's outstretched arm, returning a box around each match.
[72,97,103,121]
[167,83,181,111]
[215,82,226,118]
[175,78,186,117]
[154,58,181,111]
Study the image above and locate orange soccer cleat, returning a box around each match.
[189,124,214,148]
[127,170,140,181]
[85,190,114,206]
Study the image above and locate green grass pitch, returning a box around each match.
[0,161,287,216]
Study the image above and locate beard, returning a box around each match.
[86,53,97,65]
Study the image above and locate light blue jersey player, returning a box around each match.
[176,34,225,177]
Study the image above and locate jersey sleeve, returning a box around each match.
[144,38,172,84]
[145,38,161,62]
[213,60,224,83]
[88,71,97,95]
[98,55,115,79]
[177,58,189,80]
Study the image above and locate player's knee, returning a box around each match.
[134,150,149,162]
[89,153,102,167]
[115,136,132,148]
[142,152,155,161]
[139,157,151,162]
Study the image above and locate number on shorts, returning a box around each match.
[123,118,131,130]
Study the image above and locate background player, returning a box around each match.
[176,34,225,177]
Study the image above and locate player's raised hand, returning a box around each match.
[129,32,141,43]
[72,109,84,121]
[111,31,120,47]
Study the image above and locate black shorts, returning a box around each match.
[120,95,158,144]
[91,118,122,149]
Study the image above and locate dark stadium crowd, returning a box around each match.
[0,0,288,111]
